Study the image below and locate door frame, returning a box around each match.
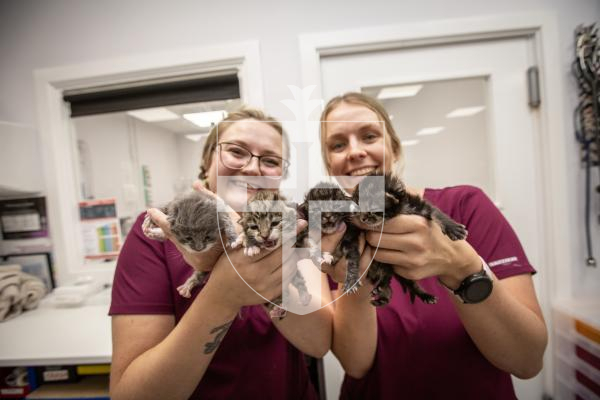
[34,41,264,286]
[300,12,567,397]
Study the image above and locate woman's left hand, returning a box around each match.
[359,214,481,288]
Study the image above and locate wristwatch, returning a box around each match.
[439,257,494,304]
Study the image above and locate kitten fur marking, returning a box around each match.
[352,173,468,306]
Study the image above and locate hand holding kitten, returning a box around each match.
[358,214,481,288]
[203,219,309,312]
[145,207,226,275]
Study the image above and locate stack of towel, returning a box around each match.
[0,264,47,322]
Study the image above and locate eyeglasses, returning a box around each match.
[217,142,289,176]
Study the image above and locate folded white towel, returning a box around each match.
[0,266,48,322]
[20,272,47,311]
[0,267,24,322]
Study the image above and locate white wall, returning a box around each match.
[0,121,43,194]
[176,135,207,192]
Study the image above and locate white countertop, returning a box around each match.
[0,289,112,367]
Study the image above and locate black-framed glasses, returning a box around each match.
[217,142,289,176]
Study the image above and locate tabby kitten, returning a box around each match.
[233,190,312,318]
[142,190,238,298]
[352,173,468,306]
[297,182,362,293]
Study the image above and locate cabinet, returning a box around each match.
[553,300,600,399]
[0,290,111,398]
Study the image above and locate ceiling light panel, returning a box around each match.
[416,126,445,136]
[401,139,420,147]
[127,108,180,122]
[446,106,485,118]
[183,110,227,128]
[185,133,208,142]
[377,84,423,100]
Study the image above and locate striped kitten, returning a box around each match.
[233,190,312,318]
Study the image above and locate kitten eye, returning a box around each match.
[248,224,259,230]
[270,220,281,227]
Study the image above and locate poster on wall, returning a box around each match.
[78,198,122,261]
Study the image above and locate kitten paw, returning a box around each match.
[419,293,438,304]
[369,293,390,307]
[343,281,362,294]
[176,283,193,298]
[319,252,334,265]
[269,306,287,319]
[230,236,243,249]
[244,246,261,257]
[445,224,468,241]
[343,275,362,294]
[142,214,166,241]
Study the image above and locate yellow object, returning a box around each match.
[575,320,600,345]
[76,364,111,375]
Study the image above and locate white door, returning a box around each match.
[317,37,547,400]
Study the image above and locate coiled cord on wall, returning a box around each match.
[573,24,600,267]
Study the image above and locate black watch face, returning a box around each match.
[463,277,493,303]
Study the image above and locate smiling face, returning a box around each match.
[205,119,285,211]
[323,102,397,188]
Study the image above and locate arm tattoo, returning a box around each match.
[203,320,234,354]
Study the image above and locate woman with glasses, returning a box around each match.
[318,93,547,399]
[109,108,342,400]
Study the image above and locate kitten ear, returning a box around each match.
[385,192,400,207]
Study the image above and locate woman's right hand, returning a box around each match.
[203,219,308,311]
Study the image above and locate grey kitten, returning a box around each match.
[233,190,312,319]
[297,182,362,293]
[142,190,237,298]
[352,173,468,306]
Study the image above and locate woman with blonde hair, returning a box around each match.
[109,108,342,399]
[320,92,547,399]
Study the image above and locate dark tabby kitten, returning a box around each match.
[297,182,362,293]
[352,173,468,306]
[233,190,312,318]
[142,190,238,298]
